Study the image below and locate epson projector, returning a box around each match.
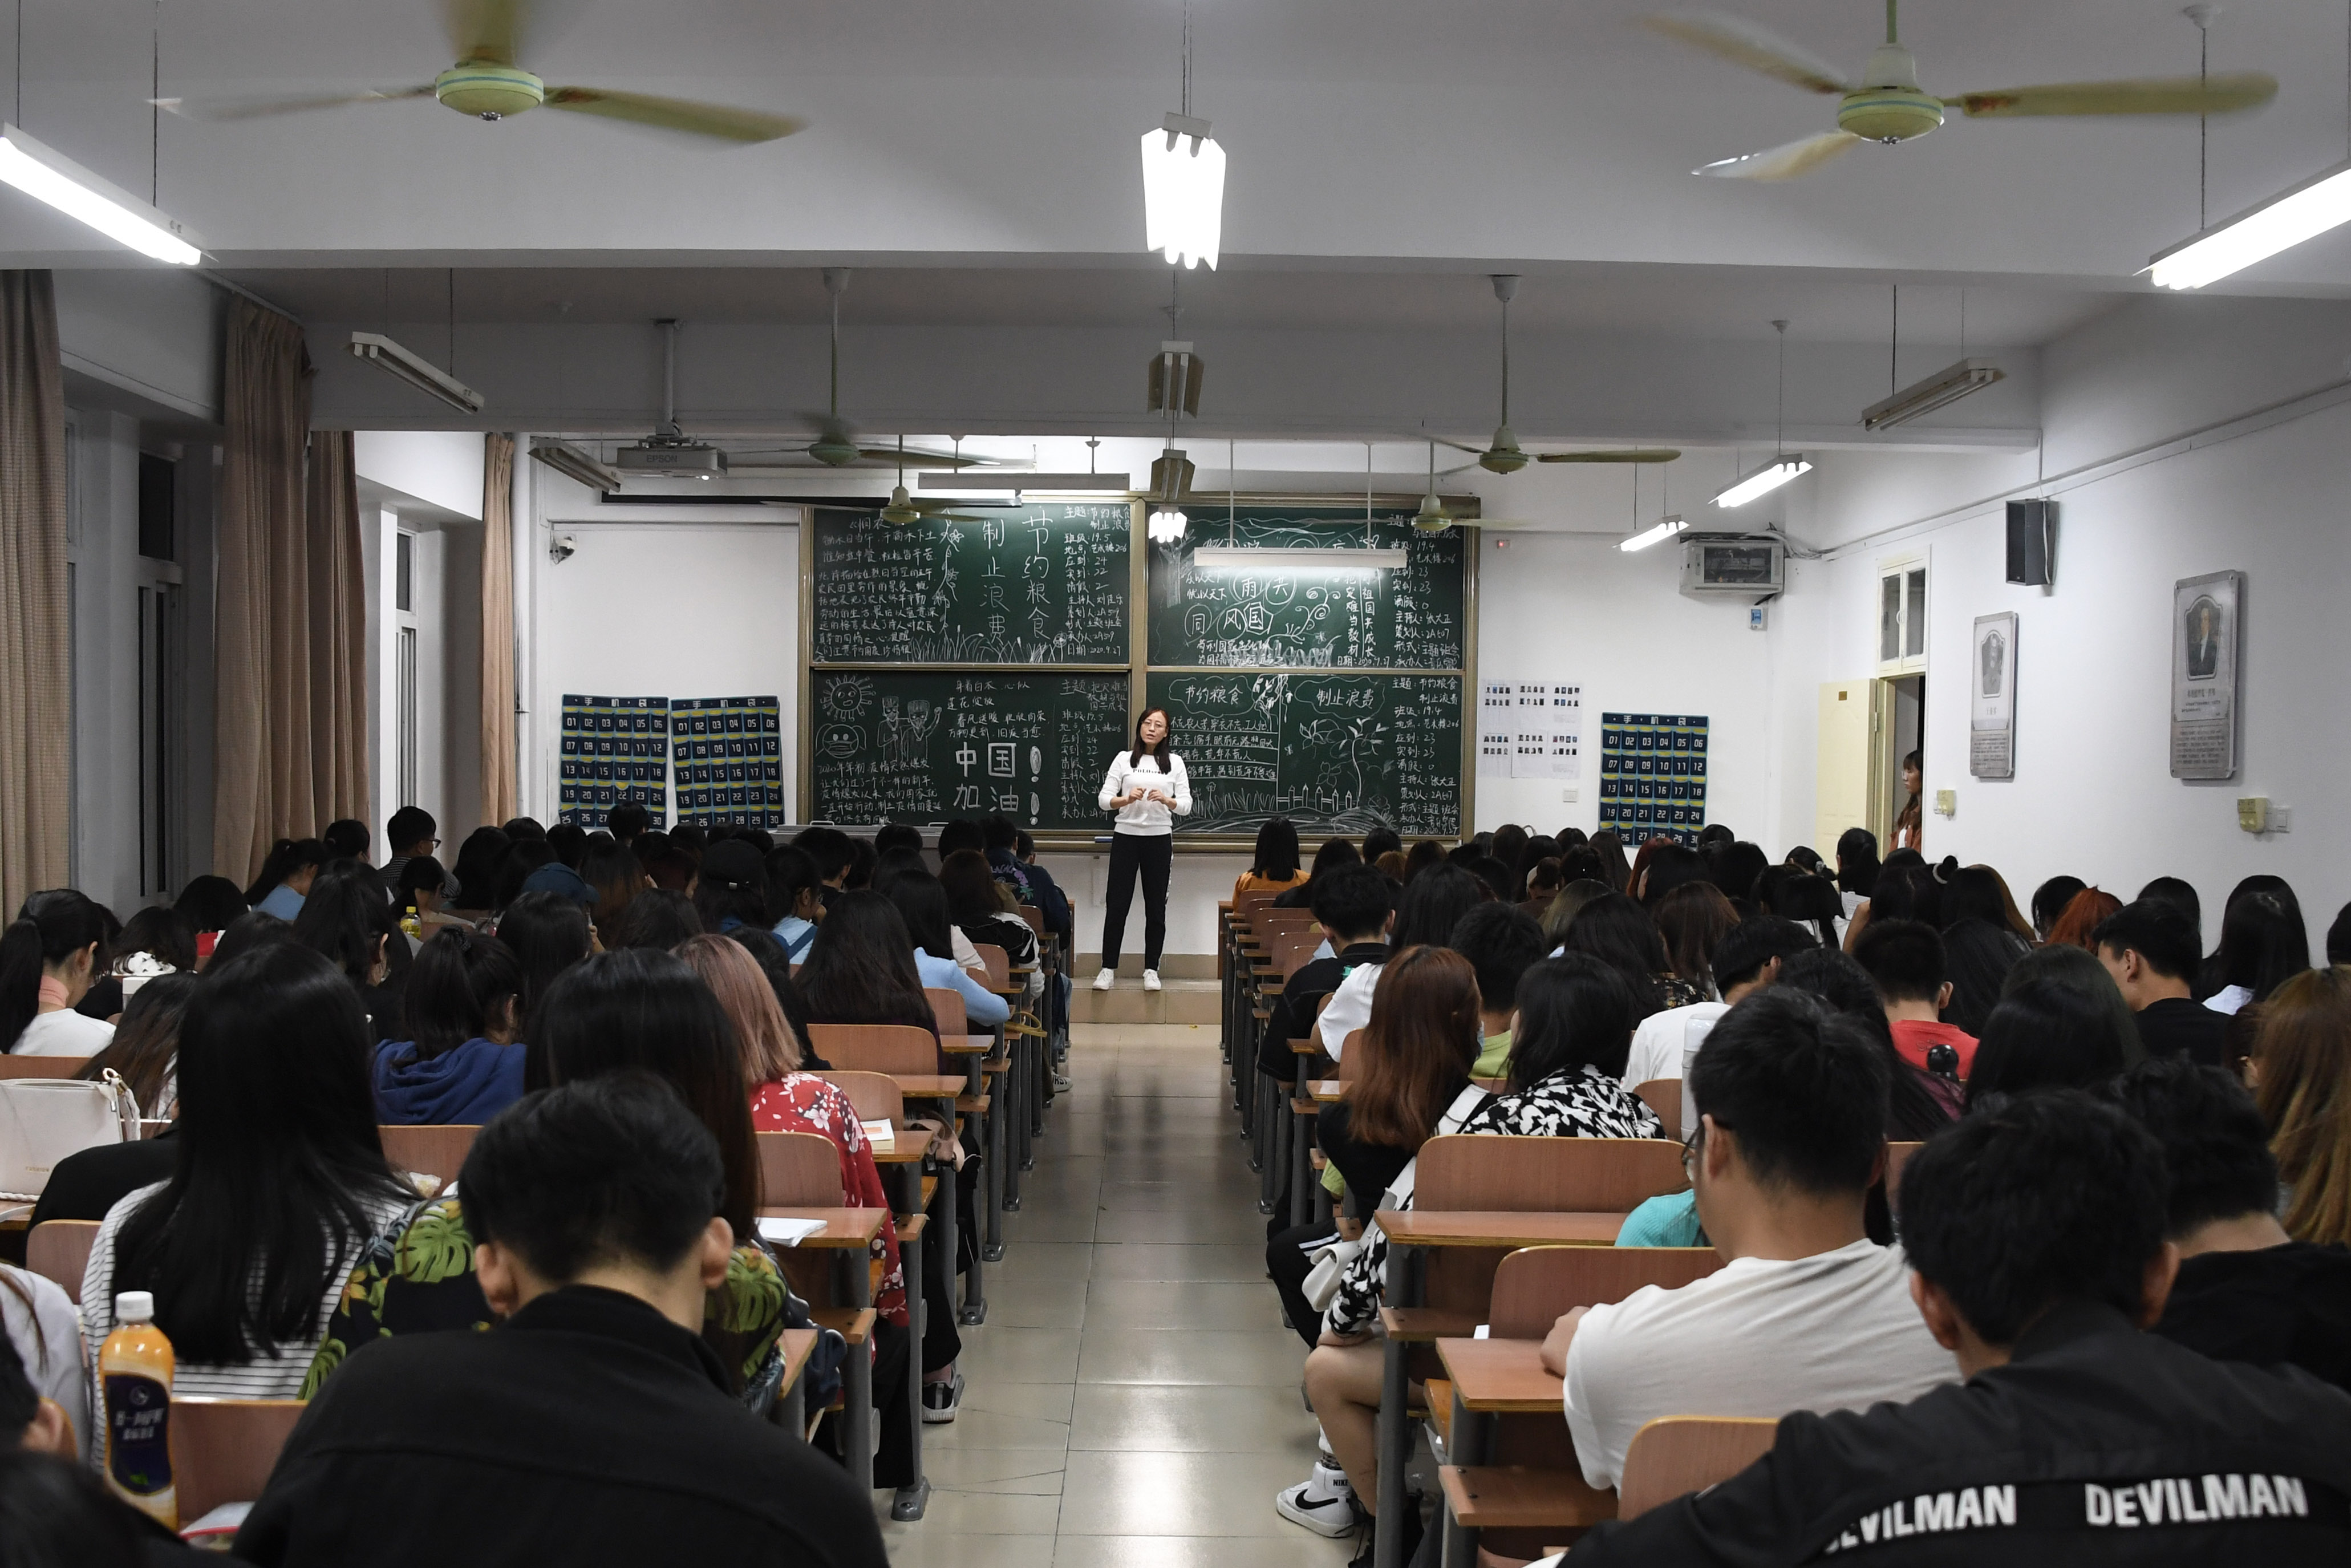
[616,439,729,479]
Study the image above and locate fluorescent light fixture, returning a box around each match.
[348,332,485,415]
[2148,156,2351,290]
[1140,112,1225,269]
[1146,506,1188,543]
[0,123,201,264]
[528,439,622,494]
[1860,358,2007,431]
[919,472,1133,492]
[1620,516,1688,553]
[1712,457,1811,509]
[1193,546,1407,572]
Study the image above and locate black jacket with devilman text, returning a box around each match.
[233,1285,885,1568]
[1565,1299,2351,1566]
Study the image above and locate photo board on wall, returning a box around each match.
[1970,613,2017,780]
[1596,712,1709,846]
[2170,572,2241,781]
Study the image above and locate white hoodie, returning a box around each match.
[1097,751,1193,835]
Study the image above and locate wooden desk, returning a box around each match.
[1435,1337,1560,1413]
[1312,1079,1346,1103]
[890,1075,968,1100]
[1434,1337,1616,1561]
[774,1327,821,1441]
[759,1206,882,1494]
[756,1206,885,1247]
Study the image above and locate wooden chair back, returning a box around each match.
[1337,1030,1364,1080]
[25,1219,100,1305]
[810,1024,940,1077]
[1485,1245,1725,1339]
[1618,1417,1780,1520]
[757,1129,845,1207]
[0,1056,88,1080]
[924,987,971,1040]
[169,1398,305,1522]
[1886,1140,1923,1204]
[1016,905,1047,940]
[816,1070,905,1127]
[1631,1078,1681,1142]
[971,942,1011,992]
[377,1124,481,1184]
[1417,1135,1687,1214]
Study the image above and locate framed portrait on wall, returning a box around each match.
[2170,570,2242,780]
[1969,612,2016,780]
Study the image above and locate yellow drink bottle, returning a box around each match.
[100,1290,177,1529]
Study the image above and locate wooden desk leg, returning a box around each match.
[1003,1031,1027,1213]
[839,1246,874,1494]
[983,1063,1007,1263]
[1291,1100,1314,1229]
[1376,1241,1416,1568]
[1441,1391,1488,1568]
[780,1364,806,1442]
[891,1222,930,1521]
[1259,1075,1284,1214]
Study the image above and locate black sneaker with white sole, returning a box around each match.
[920,1372,964,1424]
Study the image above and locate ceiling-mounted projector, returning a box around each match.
[616,436,728,479]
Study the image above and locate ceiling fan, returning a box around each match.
[1410,441,1549,533]
[1649,1,2277,181]
[1434,275,1685,476]
[878,439,1008,526]
[729,270,998,471]
[153,0,807,142]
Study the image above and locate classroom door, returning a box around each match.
[1815,682,1875,854]
[1870,674,1924,848]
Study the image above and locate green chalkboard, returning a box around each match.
[1147,509,1464,670]
[1148,671,1463,838]
[812,503,1132,666]
[809,670,1131,829]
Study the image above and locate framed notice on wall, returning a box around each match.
[1969,613,2017,780]
[2170,572,2242,781]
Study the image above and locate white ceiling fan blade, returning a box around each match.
[1949,72,2277,119]
[1695,130,1865,181]
[544,86,806,143]
[1643,11,1854,96]
[153,86,435,121]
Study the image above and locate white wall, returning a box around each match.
[354,431,484,521]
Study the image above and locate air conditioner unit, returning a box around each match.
[1679,536,1783,601]
[616,436,728,479]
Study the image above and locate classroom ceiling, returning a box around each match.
[9,0,2351,301]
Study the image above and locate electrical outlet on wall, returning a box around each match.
[1933,788,1957,817]
[1561,787,1579,804]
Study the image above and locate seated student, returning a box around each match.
[0,888,116,1055]
[79,946,417,1406]
[687,840,769,936]
[2094,900,2228,1066]
[1852,917,1976,1080]
[791,825,857,910]
[1315,864,1485,1060]
[2105,1057,2351,1392]
[1464,954,1660,1139]
[764,845,825,961]
[1450,902,1549,1077]
[372,927,526,1125]
[1260,865,1395,1092]
[1620,915,1815,1089]
[246,837,327,923]
[1,1267,84,1460]
[313,951,801,1410]
[1555,1091,2351,1566]
[2252,966,2351,1247]
[1276,836,1359,910]
[496,890,593,1039]
[376,806,439,901]
[1558,892,1700,1015]
[2204,890,2310,1018]
[873,873,1011,1031]
[1235,817,1310,900]
[1281,949,1494,1552]
[1004,823,1071,935]
[237,1077,886,1568]
[1541,990,1956,1494]
[1963,978,2134,1108]
[1654,880,1740,995]
[290,866,406,1045]
[796,889,957,1053]
[396,854,470,938]
[939,849,1041,995]
[606,886,702,950]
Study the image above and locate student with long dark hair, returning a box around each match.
[444,826,512,917]
[314,949,805,1412]
[1833,826,1880,914]
[1964,978,2135,1108]
[797,890,944,1046]
[939,849,1039,980]
[79,945,415,1401]
[291,867,404,1044]
[1559,891,1693,1018]
[2030,874,2088,941]
[1314,863,1487,1059]
[1093,706,1190,994]
[688,840,770,936]
[1468,954,1661,1136]
[579,841,648,941]
[1651,881,1738,998]
[1236,818,1307,898]
[608,888,702,950]
[2204,890,2309,1016]
[765,845,825,961]
[496,891,593,1040]
[173,874,249,942]
[1275,835,1360,911]
[372,928,526,1126]
[874,870,1010,1031]
[246,837,326,921]
[1588,830,1632,893]
[0,889,115,1055]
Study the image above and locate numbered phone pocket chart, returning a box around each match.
[672,696,785,828]
[557,695,669,825]
[1596,712,1709,846]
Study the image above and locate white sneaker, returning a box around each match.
[1142,969,1162,992]
[1274,1462,1359,1538]
[1093,968,1116,991]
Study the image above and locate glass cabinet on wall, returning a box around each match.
[1876,553,1927,675]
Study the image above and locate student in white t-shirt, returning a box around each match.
[1542,988,1959,1491]
[1315,864,1486,1060]
[0,889,117,1056]
[1619,916,1818,1090]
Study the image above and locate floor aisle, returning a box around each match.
[875,1022,1353,1567]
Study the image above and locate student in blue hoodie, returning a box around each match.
[373,928,526,1125]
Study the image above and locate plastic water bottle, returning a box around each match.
[100,1290,176,1529]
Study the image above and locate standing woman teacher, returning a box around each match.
[1094,707,1191,994]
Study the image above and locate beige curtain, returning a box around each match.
[306,430,370,828]
[0,273,71,912]
[214,299,372,884]
[479,432,517,824]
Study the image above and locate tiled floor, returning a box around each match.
[875,1022,1354,1567]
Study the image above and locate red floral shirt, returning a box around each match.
[749,1073,907,1327]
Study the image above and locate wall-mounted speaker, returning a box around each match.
[2006,499,2053,586]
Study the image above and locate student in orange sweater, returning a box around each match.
[1234,818,1308,900]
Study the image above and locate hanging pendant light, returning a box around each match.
[1137,0,1225,269]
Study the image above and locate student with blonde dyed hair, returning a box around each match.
[2253,965,2351,1247]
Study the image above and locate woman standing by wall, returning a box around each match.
[1094,707,1190,994]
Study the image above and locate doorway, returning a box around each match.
[1872,674,1924,851]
